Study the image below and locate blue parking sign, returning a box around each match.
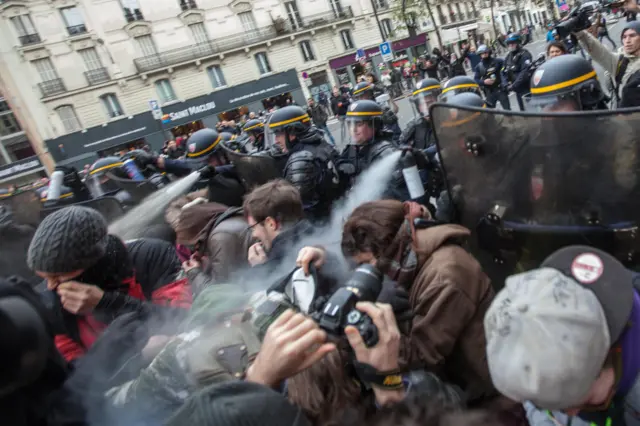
[379,41,393,61]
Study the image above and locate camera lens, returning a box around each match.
[343,264,383,302]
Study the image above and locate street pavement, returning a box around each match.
[325,20,627,150]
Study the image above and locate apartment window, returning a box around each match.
[10,15,41,45]
[121,0,144,22]
[136,35,158,56]
[79,48,102,70]
[190,23,208,44]
[340,29,354,50]
[179,0,198,11]
[56,105,82,133]
[373,0,388,9]
[155,79,177,103]
[381,19,393,39]
[61,7,87,35]
[255,52,272,75]
[299,40,315,62]
[100,94,124,118]
[238,11,257,32]
[285,1,302,30]
[33,58,59,82]
[207,65,227,88]
[0,97,21,137]
[329,0,343,16]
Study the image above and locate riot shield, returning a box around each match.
[107,172,159,205]
[430,104,640,280]
[0,190,42,227]
[41,196,125,224]
[220,140,285,191]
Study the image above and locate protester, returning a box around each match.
[28,206,192,362]
[330,86,350,141]
[547,40,569,58]
[306,97,335,145]
[485,246,640,425]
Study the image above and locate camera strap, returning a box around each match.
[352,360,404,390]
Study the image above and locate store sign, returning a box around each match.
[162,101,216,124]
[0,156,43,181]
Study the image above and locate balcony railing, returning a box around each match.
[38,78,66,98]
[18,33,42,46]
[84,67,110,85]
[134,6,354,73]
[180,0,198,11]
[124,8,145,22]
[67,24,88,36]
[438,15,448,24]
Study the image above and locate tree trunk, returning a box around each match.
[424,0,443,49]
[490,0,499,39]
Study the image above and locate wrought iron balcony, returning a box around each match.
[38,78,66,98]
[84,67,110,85]
[124,8,144,22]
[180,0,198,11]
[438,15,448,24]
[67,24,87,36]
[18,33,42,46]
[134,6,354,73]
[450,13,458,22]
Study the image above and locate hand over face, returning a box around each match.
[57,281,104,315]
[248,243,268,266]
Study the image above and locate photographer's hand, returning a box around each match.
[296,246,327,275]
[246,309,336,388]
[345,302,404,406]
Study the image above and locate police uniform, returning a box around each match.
[266,105,341,219]
[400,78,441,151]
[473,45,511,110]
[503,33,533,111]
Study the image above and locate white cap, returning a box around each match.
[484,267,611,410]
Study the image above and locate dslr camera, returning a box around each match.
[554,6,595,39]
[311,264,384,347]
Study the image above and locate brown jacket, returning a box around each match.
[399,224,496,405]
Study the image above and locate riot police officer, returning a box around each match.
[135,128,246,206]
[351,81,401,143]
[85,157,128,198]
[399,78,441,151]
[503,32,533,111]
[239,118,265,152]
[474,45,511,110]
[265,105,341,219]
[526,54,607,111]
[439,76,483,102]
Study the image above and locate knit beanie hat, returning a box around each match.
[165,381,311,426]
[622,21,640,41]
[27,206,108,274]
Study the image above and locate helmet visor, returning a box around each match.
[440,86,480,103]
[347,118,377,145]
[524,92,582,112]
[263,122,288,155]
[413,91,440,117]
[85,172,119,198]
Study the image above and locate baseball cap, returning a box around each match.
[485,246,634,410]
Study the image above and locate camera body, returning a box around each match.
[554,6,596,39]
[312,264,383,347]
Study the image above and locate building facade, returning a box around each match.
[0,0,484,171]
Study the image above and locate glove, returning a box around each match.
[197,165,217,180]
[132,151,157,169]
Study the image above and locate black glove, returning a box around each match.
[132,151,157,169]
[197,165,217,180]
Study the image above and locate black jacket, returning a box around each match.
[399,117,436,151]
[307,104,328,127]
[330,93,350,116]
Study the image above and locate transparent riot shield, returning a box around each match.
[1,190,42,227]
[220,139,285,191]
[107,171,159,205]
[430,103,640,281]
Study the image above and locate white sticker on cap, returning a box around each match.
[533,69,544,86]
[350,102,358,111]
[189,143,196,153]
[571,253,604,284]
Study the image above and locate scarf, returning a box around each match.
[378,202,428,289]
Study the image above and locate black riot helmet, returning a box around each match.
[185,128,222,159]
[242,118,265,148]
[412,78,442,117]
[85,156,126,198]
[440,76,482,102]
[352,81,376,101]
[440,92,487,129]
[526,54,605,111]
[345,100,385,145]
[265,105,312,152]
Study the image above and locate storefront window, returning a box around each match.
[262,94,293,111]
[336,67,350,86]
[218,106,249,122]
[97,138,147,158]
[169,121,205,139]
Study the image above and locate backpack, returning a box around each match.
[620,68,640,108]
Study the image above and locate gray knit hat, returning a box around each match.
[27,206,108,273]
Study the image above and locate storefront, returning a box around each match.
[329,33,429,87]
[0,155,47,187]
[45,69,304,168]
